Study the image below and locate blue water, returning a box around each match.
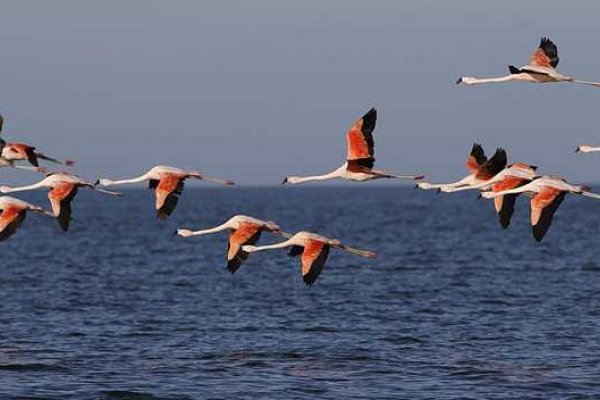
[1,186,600,399]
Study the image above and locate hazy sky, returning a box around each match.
[1,1,600,185]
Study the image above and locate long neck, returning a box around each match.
[464,75,517,85]
[434,175,475,191]
[105,173,149,186]
[3,182,45,193]
[290,170,341,184]
[187,222,232,236]
[247,238,295,252]
[487,183,533,198]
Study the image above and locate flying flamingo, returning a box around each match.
[96,165,234,219]
[446,163,537,228]
[0,114,74,168]
[0,173,121,231]
[242,231,376,285]
[0,196,53,241]
[282,108,424,184]
[176,215,281,273]
[417,144,507,192]
[481,175,600,241]
[575,145,600,153]
[457,37,600,87]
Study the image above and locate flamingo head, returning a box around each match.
[576,145,593,153]
[96,178,114,186]
[242,245,259,253]
[456,77,477,85]
[0,185,12,193]
[281,176,302,184]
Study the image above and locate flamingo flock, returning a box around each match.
[2,36,600,285]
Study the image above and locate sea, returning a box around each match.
[1,186,599,399]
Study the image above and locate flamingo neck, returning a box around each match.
[287,170,342,184]
[188,221,233,236]
[3,182,45,193]
[461,75,517,85]
[245,238,295,253]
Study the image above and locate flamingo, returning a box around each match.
[282,108,424,184]
[0,114,75,168]
[575,145,600,153]
[481,175,600,241]
[96,165,234,219]
[0,196,53,241]
[417,144,507,192]
[449,163,537,228]
[457,37,600,87]
[242,231,376,285]
[0,173,122,231]
[177,215,281,274]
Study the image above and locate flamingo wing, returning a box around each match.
[529,37,559,69]
[226,222,263,274]
[476,148,507,180]
[0,206,26,241]
[5,143,39,167]
[48,183,78,231]
[466,143,487,174]
[530,187,566,242]
[492,176,529,229]
[155,174,185,220]
[346,108,376,172]
[300,240,330,285]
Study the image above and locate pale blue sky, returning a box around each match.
[1,0,599,185]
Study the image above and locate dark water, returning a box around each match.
[1,186,600,399]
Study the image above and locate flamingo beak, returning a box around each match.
[172,230,179,237]
[281,177,288,185]
[93,179,100,187]
[575,147,581,153]
[456,77,463,84]
[477,193,483,200]
[436,188,442,194]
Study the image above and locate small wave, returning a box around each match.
[101,390,194,400]
[0,363,70,373]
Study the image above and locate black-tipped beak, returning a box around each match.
[477,193,483,200]
[436,188,442,194]
[414,184,419,190]
[456,77,463,84]
[93,179,100,187]
[281,177,288,185]
[575,147,580,153]
[172,230,179,237]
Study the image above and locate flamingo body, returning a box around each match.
[97,165,234,219]
[283,108,423,184]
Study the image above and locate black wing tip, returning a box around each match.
[303,275,316,286]
[508,65,521,74]
[156,210,170,220]
[540,37,555,47]
[532,226,546,242]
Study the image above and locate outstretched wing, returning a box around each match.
[300,240,330,286]
[0,206,26,241]
[48,183,78,231]
[346,108,376,171]
[466,143,487,174]
[226,222,263,274]
[492,176,529,229]
[530,187,566,242]
[530,37,559,69]
[4,143,39,167]
[154,174,185,220]
[476,148,507,180]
